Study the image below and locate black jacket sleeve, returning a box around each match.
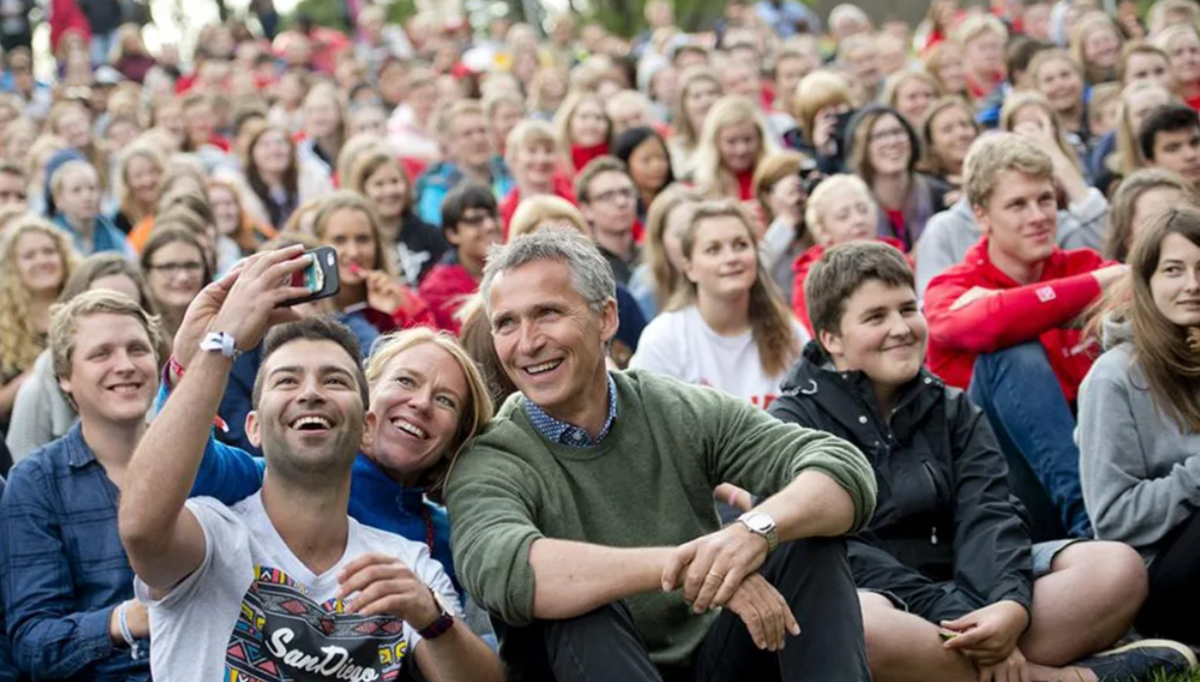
[946,392,1034,614]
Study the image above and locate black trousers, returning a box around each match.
[498,537,870,682]
[1136,512,1200,645]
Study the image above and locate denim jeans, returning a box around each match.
[968,341,1092,540]
[497,537,870,682]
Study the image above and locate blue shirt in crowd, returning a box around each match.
[0,424,150,682]
[524,375,619,448]
[413,157,515,227]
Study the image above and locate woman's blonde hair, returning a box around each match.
[311,191,398,277]
[336,133,388,189]
[999,91,1083,174]
[509,195,589,240]
[691,95,775,199]
[644,184,702,310]
[344,144,412,216]
[1111,80,1175,180]
[678,200,801,377]
[553,91,612,171]
[504,119,559,170]
[921,96,980,177]
[794,70,856,137]
[1105,168,1198,262]
[920,42,968,98]
[882,70,942,115]
[804,174,876,242]
[0,217,79,376]
[1150,24,1200,67]
[363,328,494,501]
[117,143,164,225]
[671,66,723,150]
[1069,12,1122,84]
[1028,49,1086,116]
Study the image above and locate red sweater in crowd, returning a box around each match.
[924,238,1110,402]
[791,237,908,335]
[499,173,578,239]
[418,255,478,335]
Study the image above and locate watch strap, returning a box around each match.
[417,587,455,640]
[200,331,239,360]
[738,512,779,553]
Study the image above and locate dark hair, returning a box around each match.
[613,126,675,191]
[806,241,915,343]
[1007,37,1051,82]
[1139,103,1199,161]
[441,183,499,235]
[60,252,157,313]
[252,317,369,409]
[140,226,215,289]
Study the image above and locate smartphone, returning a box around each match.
[280,246,340,307]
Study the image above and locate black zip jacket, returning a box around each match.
[769,342,1033,616]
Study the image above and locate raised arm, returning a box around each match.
[119,248,312,592]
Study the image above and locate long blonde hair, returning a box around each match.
[1112,80,1175,180]
[644,184,702,310]
[0,217,80,376]
[553,91,612,172]
[691,95,775,199]
[364,328,494,501]
[117,143,164,225]
[671,67,724,151]
[678,200,800,377]
[999,92,1084,175]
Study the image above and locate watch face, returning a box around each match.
[744,513,774,532]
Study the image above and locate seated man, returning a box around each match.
[414,100,515,227]
[419,183,503,334]
[118,248,502,682]
[577,156,642,286]
[915,130,1106,298]
[924,133,1126,540]
[772,241,1194,682]
[1,291,161,680]
[447,228,879,681]
[1139,103,1200,190]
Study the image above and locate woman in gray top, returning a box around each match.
[1079,206,1200,644]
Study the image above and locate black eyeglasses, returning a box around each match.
[148,261,205,275]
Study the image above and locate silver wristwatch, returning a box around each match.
[737,511,778,552]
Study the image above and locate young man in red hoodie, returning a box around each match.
[924,133,1126,541]
[419,183,502,334]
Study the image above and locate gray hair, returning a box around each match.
[479,227,616,319]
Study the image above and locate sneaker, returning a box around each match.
[1071,639,1198,681]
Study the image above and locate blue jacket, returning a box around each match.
[0,425,150,681]
[52,213,135,259]
[0,477,17,682]
[414,157,514,227]
[190,439,459,590]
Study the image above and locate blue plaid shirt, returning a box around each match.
[523,375,619,448]
[0,424,150,682]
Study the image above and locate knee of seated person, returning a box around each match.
[975,341,1052,375]
[1057,541,1149,602]
[543,601,634,637]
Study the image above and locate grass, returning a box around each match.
[1153,673,1200,682]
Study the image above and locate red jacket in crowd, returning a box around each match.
[499,172,578,239]
[924,238,1111,402]
[418,254,478,335]
[791,237,908,335]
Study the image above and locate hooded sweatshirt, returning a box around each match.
[915,190,1109,299]
[1077,317,1200,562]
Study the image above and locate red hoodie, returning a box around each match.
[499,172,578,240]
[418,256,478,334]
[924,238,1111,401]
[791,237,908,335]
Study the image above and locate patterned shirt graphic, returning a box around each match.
[136,494,460,682]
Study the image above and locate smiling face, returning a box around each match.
[1124,52,1174,90]
[126,155,162,207]
[1036,57,1083,115]
[866,113,912,177]
[1150,231,1200,327]
[1167,30,1200,86]
[56,165,101,226]
[450,111,493,169]
[247,338,370,478]
[515,140,557,189]
[975,169,1059,266]
[489,259,618,424]
[252,129,293,178]
[570,98,609,148]
[628,136,671,196]
[147,240,206,313]
[363,162,408,221]
[364,343,469,479]
[321,207,377,286]
[716,120,761,174]
[60,312,159,427]
[820,279,926,389]
[929,105,978,171]
[1084,26,1121,70]
[896,79,936,127]
[57,108,91,149]
[818,185,876,247]
[965,31,1005,80]
[15,231,65,295]
[208,184,241,236]
[684,214,758,300]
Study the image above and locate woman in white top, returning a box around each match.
[630,200,809,409]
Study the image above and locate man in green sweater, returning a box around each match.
[445,227,879,681]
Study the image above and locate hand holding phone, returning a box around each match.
[280,246,341,307]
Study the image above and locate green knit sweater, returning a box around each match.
[445,369,877,665]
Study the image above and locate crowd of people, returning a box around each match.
[4,0,1200,679]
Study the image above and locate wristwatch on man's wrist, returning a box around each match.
[737,511,779,553]
[417,587,456,640]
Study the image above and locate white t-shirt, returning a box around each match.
[629,305,810,410]
[136,493,461,682]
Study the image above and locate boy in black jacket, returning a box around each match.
[769,241,1191,682]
